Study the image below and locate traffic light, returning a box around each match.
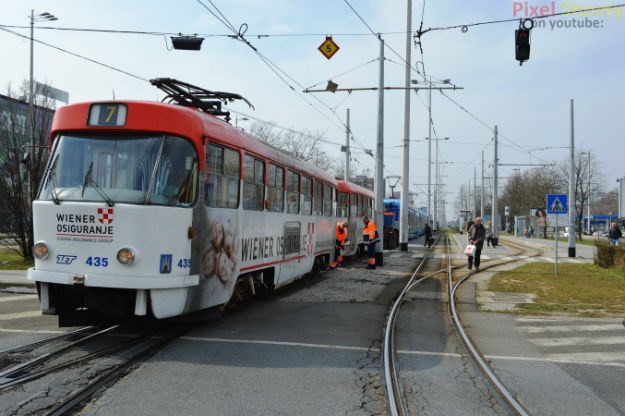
[515,29,530,65]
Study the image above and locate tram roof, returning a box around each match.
[337,180,375,199]
[50,100,337,185]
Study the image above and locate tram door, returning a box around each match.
[275,221,302,284]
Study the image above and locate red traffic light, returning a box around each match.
[515,29,531,64]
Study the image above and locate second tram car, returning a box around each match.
[383,198,429,249]
[28,78,374,325]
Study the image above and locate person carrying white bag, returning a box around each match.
[467,217,486,271]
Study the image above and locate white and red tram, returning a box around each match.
[28,79,374,325]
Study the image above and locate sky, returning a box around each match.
[1,0,624,222]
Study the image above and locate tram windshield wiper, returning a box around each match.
[81,161,115,207]
[47,154,61,205]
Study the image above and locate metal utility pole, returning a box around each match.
[586,150,591,234]
[568,99,576,257]
[432,131,437,229]
[474,167,477,218]
[345,108,351,180]
[375,36,385,264]
[426,79,432,230]
[399,0,412,252]
[481,151,485,218]
[492,126,499,241]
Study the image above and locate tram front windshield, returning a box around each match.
[39,134,198,207]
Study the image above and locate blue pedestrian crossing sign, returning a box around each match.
[547,194,568,214]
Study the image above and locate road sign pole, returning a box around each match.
[555,214,558,274]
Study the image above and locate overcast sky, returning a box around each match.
[1,0,623,220]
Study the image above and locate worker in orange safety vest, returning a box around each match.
[329,222,348,269]
[362,216,380,269]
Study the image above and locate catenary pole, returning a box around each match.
[492,126,499,241]
[568,99,576,257]
[481,151,485,218]
[345,108,350,180]
[399,0,411,251]
[375,35,385,264]
[427,81,432,229]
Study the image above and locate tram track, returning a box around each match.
[0,323,195,416]
[382,233,543,416]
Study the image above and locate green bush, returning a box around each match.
[594,242,625,268]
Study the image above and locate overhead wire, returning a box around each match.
[194,0,374,156]
[416,3,625,36]
[0,26,149,82]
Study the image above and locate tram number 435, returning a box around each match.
[86,256,109,267]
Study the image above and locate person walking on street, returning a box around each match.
[466,217,474,237]
[467,217,486,271]
[362,216,380,269]
[424,222,433,248]
[486,222,494,247]
[609,222,622,246]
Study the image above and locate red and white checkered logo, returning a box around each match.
[97,208,114,225]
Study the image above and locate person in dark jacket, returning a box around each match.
[423,222,433,248]
[609,222,622,246]
[467,217,486,271]
[465,217,475,236]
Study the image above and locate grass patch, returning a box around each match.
[488,262,625,317]
[0,247,34,270]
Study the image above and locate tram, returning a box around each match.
[382,198,429,249]
[28,78,374,325]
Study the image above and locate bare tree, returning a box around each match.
[560,150,602,239]
[593,189,618,217]
[0,82,55,257]
[498,164,566,237]
[248,120,343,176]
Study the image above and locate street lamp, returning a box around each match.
[28,9,58,200]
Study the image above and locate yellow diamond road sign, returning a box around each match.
[318,36,340,60]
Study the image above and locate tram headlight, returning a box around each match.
[33,242,50,260]
[117,247,135,265]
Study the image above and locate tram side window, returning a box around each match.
[350,194,358,218]
[313,181,323,216]
[323,184,333,217]
[337,192,349,217]
[267,163,284,212]
[243,154,265,211]
[362,197,369,218]
[366,198,373,218]
[358,195,364,217]
[302,176,312,215]
[205,144,240,209]
[286,170,299,214]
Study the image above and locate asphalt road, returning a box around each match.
[0,237,622,415]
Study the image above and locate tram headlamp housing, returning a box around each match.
[33,242,50,260]
[117,247,135,265]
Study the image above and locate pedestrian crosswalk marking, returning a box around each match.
[518,323,624,333]
[516,318,624,366]
[529,336,624,347]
